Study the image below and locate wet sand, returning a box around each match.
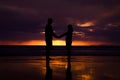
[0,56,120,80]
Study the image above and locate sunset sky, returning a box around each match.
[0,0,120,46]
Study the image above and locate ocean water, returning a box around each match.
[0,56,120,80]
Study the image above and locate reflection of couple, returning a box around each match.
[45,18,73,50]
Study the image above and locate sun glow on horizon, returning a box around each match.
[21,40,66,46]
[0,40,111,46]
[20,40,96,46]
[53,40,65,46]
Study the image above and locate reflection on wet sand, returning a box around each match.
[0,56,120,80]
[66,50,72,80]
[45,49,53,80]
[0,63,44,80]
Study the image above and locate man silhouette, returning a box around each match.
[45,18,58,49]
[45,18,58,80]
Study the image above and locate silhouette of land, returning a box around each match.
[0,46,120,56]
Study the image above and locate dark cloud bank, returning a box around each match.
[0,0,120,45]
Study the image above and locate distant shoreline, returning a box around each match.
[0,46,120,56]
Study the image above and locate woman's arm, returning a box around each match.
[58,32,67,38]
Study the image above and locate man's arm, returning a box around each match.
[53,32,59,38]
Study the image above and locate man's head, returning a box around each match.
[68,24,73,32]
[48,18,53,24]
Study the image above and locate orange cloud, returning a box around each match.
[76,22,95,27]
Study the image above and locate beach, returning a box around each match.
[0,56,120,80]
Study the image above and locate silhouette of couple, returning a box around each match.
[45,18,73,80]
[45,18,73,50]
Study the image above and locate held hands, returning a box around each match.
[53,32,66,38]
[57,33,66,38]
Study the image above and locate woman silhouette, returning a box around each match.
[60,24,73,50]
[59,24,73,80]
